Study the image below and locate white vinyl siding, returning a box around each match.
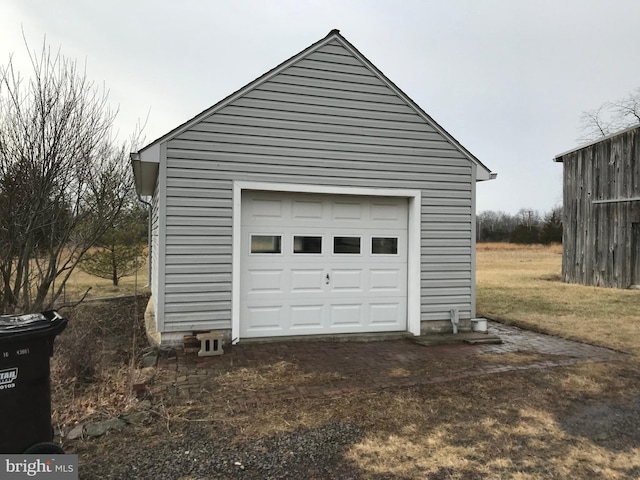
[160,39,473,332]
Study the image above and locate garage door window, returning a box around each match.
[333,236,361,254]
[251,235,282,254]
[372,237,398,255]
[293,235,322,254]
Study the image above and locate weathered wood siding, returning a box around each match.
[560,126,640,288]
[160,39,474,332]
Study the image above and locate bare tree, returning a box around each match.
[515,208,541,229]
[610,87,640,125]
[579,87,640,142]
[0,40,134,312]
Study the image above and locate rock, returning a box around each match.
[85,418,126,438]
[67,424,85,440]
[142,353,158,368]
[121,411,149,426]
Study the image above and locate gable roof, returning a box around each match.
[135,29,494,181]
[554,123,640,162]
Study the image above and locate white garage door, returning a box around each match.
[240,191,408,338]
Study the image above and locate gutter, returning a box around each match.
[130,152,153,286]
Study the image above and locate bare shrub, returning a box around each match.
[50,294,149,426]
[55,315,102,383]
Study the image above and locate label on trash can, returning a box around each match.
[0,455,78,479]
[0,367,18,390]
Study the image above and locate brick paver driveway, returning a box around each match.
[152,322,622,407]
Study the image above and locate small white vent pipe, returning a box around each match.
[450,308,459,334]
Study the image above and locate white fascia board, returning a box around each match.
[475,170,498,181]
[231,181,422,342]
[233,181,421,199]
[139,143,160,163]
[471,164,477,319]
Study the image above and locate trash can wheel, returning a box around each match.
[24,442,65,454]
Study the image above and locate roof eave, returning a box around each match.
[554,124,640,161]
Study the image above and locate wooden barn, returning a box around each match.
[131,30,495,346]
[554,125,640,288]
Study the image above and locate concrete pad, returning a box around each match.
[413,331,502,347]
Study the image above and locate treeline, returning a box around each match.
[477,207,563,244]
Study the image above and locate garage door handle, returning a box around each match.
[325,273,330,284]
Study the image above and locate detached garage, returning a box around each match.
[131,30,495,346]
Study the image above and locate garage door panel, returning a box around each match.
[332,201,362,220]
[247,269,285,294]
[292,199,325,220]
[330,269,364,292]
[370,202,404,224]
[249,198,283,219]
[290,305,324,329]
[370,303,403,326]
[290,269,324,292]
[369,269,402,291]
[330,304,363,326]
[245,306,284,332]
[241,191,408,338]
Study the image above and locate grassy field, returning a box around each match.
[52,243,640,479]
[59,257,149,302]
[476,242,640,355]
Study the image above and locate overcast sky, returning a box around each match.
[2,0,640,214]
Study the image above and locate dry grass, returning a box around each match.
[204,363,640,479]
[51,296,149,429]
[216,360,347,393]
[60,256,149,302]
[476,242,640,355]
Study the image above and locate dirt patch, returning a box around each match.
[562,394,640,449]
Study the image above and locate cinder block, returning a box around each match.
[196,332,224,356]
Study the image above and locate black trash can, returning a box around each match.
[0,310,67,453]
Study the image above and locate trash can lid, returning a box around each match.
[0,310,67,341]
